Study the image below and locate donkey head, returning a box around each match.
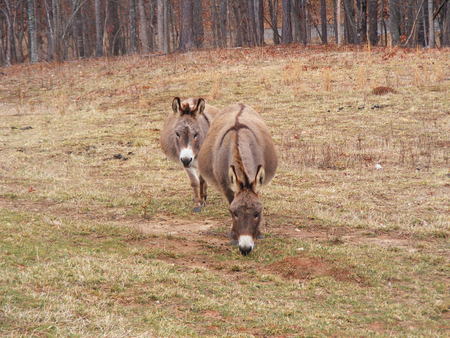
[172,97,206,168]
[228,165,265,256]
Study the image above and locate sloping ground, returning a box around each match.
[0,46,449,336]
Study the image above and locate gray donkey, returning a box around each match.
[160,97,220,212]
[198,104,277,255]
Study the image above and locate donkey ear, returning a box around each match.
[195,98,206,115]
[172,97,181,114]
[253,165,265,192]
[228,165,240,192]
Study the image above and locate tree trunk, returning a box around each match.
[343,0,358,43]
[157,0,169,53]
[389,0,400,45]
[337,0,342,44]
[95,0,103,56]
[129,0,137,53]
[368,0,378,45]
[291,0,301,42]
[193,0,204,48]
[137,0,149,53]
[428,0,434,47]
[27,0,38,62]
[71,0,84,58]
[255,0,264,45]
[179,0,193,50]
[3,9,12,66]
[439,0,450,46]
[282,0,292,43]
[247,0,257,45]
[268,0,280,44]
[360,0,367,43]
[109,0,122,55]
[321,0,328,43]
[219,0,228,47]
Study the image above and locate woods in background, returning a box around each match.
[0,0,449,65]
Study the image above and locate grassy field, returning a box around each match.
[0,45,449,336]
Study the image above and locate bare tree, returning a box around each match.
[336,0,343,44]
[157,0,169,53]
[255,0,264,45]
[129,0,137,53]
[179,0,193,50]
[343,0,358,43]
[368,0,378,45]
[282,0,292,43]
[389,0,401,45]
[193,0,204,47]
[27,0,38,62]
[137,0,149,52]
[321,0,328,43]
[428,0,435,47]
[438,0,450,46]
[95,0,103,56]
[268,0,280,44]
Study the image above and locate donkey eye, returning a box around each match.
[175,132,180,138]
[254,212,260,218]
[232,211,238,218]
[193,133,199,139]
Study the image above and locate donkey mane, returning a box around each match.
[227,104,254,189]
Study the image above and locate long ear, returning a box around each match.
[195,98,206,115]
[172,97,181,114]
[228,165,240,192]
[253,165,265,192]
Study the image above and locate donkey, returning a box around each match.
[160,97,220,212]
[198,103,277,255]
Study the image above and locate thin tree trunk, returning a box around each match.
[179,0,193,50]
[219,0,228,47]
[137,0,149,52]
[2,8,12,66]
[389,0,401,45]
[337,0,342,44]
[321,0,328,43]
[27,0,38,62]
[95,0,103,56]
[109,0,122,55]
[247,0,257,45]
[343,0,358,43]
[440,0,450,46]
[368,0,378,45]
[428,0,435,47]
[193,0,204,47]
[282,0,293,43]
[71,0,84,57]
[157,0,169,53]
[268,0,280,44]
[291,0,301,42]
[255,0,264,45]
[129,0,137,53]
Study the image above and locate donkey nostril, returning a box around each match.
[181,157,192,167]
[239,246,252,256]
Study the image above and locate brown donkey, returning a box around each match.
[198,104,277,255]
[160,97,220,212]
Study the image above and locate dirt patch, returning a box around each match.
[133,217,216,236]
[267,255,362,283]
[371,86,396,95]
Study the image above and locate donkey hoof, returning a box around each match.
[192,206,202,213]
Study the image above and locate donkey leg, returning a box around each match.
[200,176,207,203]
[185,167,202,212]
